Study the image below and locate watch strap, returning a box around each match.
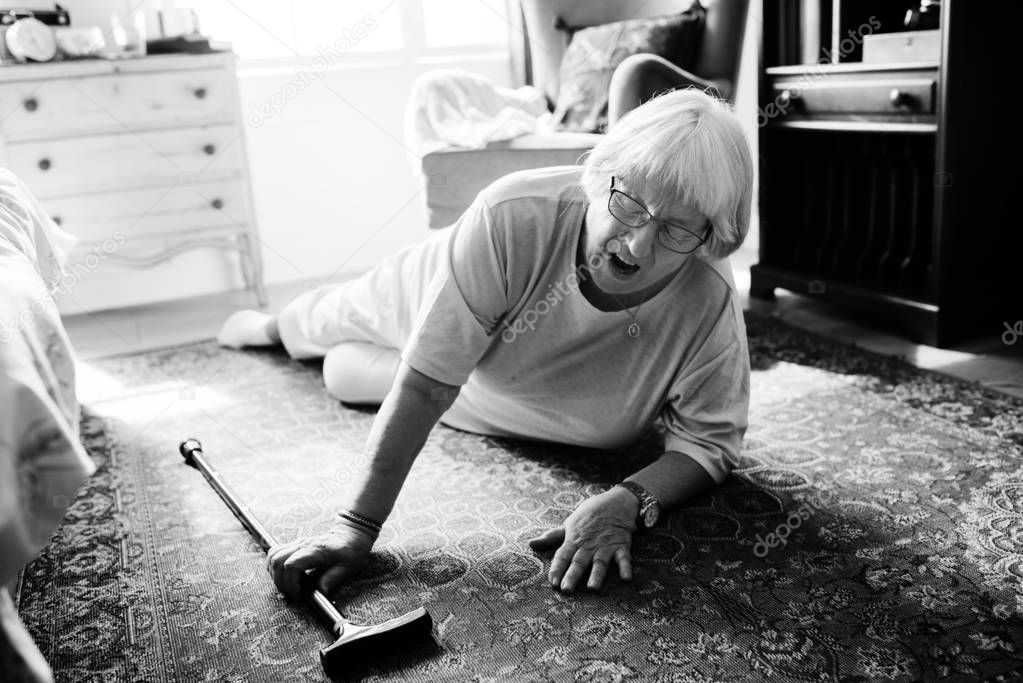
[615,481,659,520]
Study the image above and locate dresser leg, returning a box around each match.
[238,232,267,307]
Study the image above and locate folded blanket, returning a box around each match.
[404,68,552,157]
[0,168,93,682]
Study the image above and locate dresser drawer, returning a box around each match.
[45,180,250,243]
[3,124,245,198]
[768,70,937,120]
[0,68,237,141]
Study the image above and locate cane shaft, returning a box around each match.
[181,440,347,630]
[187,447,278,550]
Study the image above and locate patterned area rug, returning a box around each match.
[17,312,1023,682]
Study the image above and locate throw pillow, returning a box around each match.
[550,3,706,134]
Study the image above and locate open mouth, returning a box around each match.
[609,252,640,276]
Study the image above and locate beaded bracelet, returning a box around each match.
[337,508,383,535]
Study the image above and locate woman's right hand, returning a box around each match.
[267,524,375,599]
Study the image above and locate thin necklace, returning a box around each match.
[576,215,645,339]
[614,295,643,338]
[594,257,645,339]
[601,260,685,339]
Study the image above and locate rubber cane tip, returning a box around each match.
[179,437,202,464]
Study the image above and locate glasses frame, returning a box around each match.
[607,176,712,255]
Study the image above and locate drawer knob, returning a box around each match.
[203,143,216,155]
[889,88,908,107]
[52,215,62,226]
[778,88,798,107]
[38,158,51,171]
[194,87,207,99]
[24,97,38,112]
[211,198,224,209]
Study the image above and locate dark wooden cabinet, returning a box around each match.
[751,0,1017,348]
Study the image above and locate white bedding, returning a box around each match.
[403,68,553,157]
[0,168,93,681]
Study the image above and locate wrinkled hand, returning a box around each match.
[528,488,638,593]
[267,525,374,600]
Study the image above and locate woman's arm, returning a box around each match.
[267,361,458,599]
[339,362,458,521]
[625,450,716,509]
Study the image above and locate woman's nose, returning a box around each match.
[626,223,657,258]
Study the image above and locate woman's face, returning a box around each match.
[582,179,709,297]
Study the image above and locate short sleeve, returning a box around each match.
[400,194,511,386]
[661,311,750,485]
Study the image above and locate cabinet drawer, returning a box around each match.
[44,180,250,243]
[3,124,245,198]
[0,68,237,141]
[770,76,936,116]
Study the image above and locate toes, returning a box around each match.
[217,310,274,348]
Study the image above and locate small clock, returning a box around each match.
[5,17,58,63]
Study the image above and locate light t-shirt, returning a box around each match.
[402,166,750,484]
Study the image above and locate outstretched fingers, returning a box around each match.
[615,546,633,582]
[548,540,578,589]
[528,527,565,551]
[557,549,593,594]
[586,548,617,591]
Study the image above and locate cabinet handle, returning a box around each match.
[203,144,216,155]
[889,88,908,107]
[778,88,798,107]
[194,87,207,99]
[24,97,38,112]
[38,158,51,171]
[52,215,62,226]
[211,198,224,209]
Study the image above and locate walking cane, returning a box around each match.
[179,438,433,672]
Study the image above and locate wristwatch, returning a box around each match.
[615,481,661,529]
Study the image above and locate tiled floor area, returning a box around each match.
[63,242,1023,400]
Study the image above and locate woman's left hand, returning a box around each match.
[528,487,639,593]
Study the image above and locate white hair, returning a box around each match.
[580,88,754,260]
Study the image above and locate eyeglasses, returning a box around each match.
[607,177,712,255]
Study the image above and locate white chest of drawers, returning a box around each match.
[0,52,266,306]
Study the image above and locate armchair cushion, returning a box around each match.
[421,132,601,228]
[549,4,706,133]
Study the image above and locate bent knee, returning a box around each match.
[322,342,399,404]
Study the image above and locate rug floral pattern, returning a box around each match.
[17,312,1023,682]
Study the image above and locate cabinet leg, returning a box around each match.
[238,232,267,307]
[749,272,776,301]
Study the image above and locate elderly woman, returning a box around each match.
[218,88,753,599]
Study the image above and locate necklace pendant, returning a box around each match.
[627,322,641,338]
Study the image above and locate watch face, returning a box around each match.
[641,503,659,528]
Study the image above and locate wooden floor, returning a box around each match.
[64,245,1023,400]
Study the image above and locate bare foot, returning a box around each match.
[216,310,281,348]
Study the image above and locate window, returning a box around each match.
[421,0,508,48]
[186,0,511,64]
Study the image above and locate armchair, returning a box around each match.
[419,0,749,228]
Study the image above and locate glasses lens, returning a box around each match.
[659,224,704,253]
[609,191,650,227]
